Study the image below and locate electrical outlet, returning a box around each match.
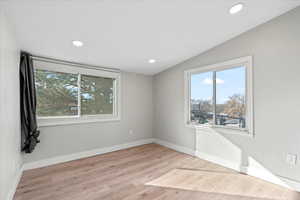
[129,129,133,135]
[286,154,297,165]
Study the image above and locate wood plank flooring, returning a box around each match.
[14,144,300,200]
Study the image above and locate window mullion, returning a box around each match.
[77,73,81,117]
[212,71,217,125]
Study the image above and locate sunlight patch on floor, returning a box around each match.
[146,168,299,200]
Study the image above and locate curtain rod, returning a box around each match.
[30,55,121,73]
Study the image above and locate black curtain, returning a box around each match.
[20,51,40,153]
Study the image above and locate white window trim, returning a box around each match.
[184,56,254,136]
[33,59,121,127]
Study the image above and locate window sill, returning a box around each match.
[186,123,254,138]
[38,117,121,127]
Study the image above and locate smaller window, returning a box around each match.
[80,75,115,115]
[34,58,121,126]
[190,71,214,125]
[185,56,253,135]
[36,69,79,117]
[215,67,246,129]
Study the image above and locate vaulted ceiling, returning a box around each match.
[1,0,300,74]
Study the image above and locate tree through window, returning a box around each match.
[190,66,246,128]
[33,58,120,125]
[186,56,253,133]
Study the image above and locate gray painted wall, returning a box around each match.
[24,72,153,163]
[0,9,22,200]
[153,6,300,181]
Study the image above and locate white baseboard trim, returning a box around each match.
[154,139,195,156]
[246,166,300,192]
[195,150,300,192]
[280,176,300,192]
[6,165,24,200]
[195,150,243,172]
[23,138,155,170]
[246,166,288,188]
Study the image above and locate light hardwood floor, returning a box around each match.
[14,144,300,200]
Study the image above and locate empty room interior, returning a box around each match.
[1,1,300,200]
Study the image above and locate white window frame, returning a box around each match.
[33,58,121,127]
[184,56,254,136]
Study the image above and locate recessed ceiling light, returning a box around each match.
[148,59,156,64]
[72,40,83,47]
[229,3,244,15]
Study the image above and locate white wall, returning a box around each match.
[24,72,153,163]
[0,8,22,200]
[153,6,300,182]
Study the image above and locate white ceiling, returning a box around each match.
[1,0,300,75]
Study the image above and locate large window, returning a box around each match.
[34,58,120,126]
[36,70,79,117]
[185,56,253,134]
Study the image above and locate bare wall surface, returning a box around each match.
[0,8,22,200]
[153,6,300,181]
[24,72,153,163]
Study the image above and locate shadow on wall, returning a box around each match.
[194,127,300,192]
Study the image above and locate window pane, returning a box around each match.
[216,66,246,128]
[35,69,78,117]
[190,72,214,125]
[80,75,114,115]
